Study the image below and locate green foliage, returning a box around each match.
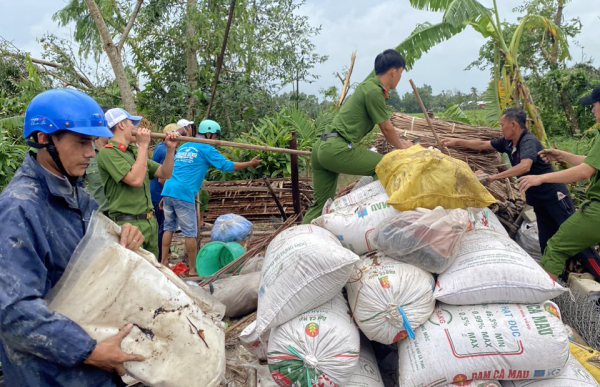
[529,65,599,136]
[208,107,333,181]
[0,130,27,192]
[437,103,473,124]
[468,1,581,75]
[387,84,476,114]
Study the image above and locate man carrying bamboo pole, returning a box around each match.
[443,107,600,280]
[160,119,261,275]
[302,49,413,224]
[98,108,180,257]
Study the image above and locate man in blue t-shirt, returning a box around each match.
[161,119,261,275]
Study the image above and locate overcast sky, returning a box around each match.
[1,0,598,100]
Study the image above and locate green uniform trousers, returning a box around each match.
[115,217,159,258]
[303,137,383,224]
[542,200,600,275]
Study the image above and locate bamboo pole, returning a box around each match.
[409,79,449,155]
[133,130,311,156]
[337,51,356,107]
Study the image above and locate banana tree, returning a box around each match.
[395,0,571,144]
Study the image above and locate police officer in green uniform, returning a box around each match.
[98,108,179,257]
[84,137,109,213]
[302,49,413,224]
[519,84,600,281]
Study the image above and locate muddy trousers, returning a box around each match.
[115,217,159,259]
[541,200,600,281]
[302,137,383,224]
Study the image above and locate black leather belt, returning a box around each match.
[113,211,154,222]
[321,132,340,141]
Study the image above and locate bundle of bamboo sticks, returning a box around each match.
[375,113,520,202]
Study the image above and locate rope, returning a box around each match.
[397,305,416,339]
[287,345,312,387]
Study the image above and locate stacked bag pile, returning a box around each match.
[240,146,600,387]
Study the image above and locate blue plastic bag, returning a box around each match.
[211,214,253,242]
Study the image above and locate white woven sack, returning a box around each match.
[239,321,270,361]
[346,254,435,344]
[329,180,386,213]
[347,334,385,387]
[255,225,359,335]
[516,221,543,263]
[312,193,399,255]
[434,228,567,305]
[469,207,510,238]
[267,293,360,387]
[398,302,570,387]
[501,354,600,386]
[47,214,225,387]
[442,381,501,387]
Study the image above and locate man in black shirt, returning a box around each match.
[442,107,600,277]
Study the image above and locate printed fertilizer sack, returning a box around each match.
[442,381,501,387]
[375,145,496,211]
[267,293,360,387]
[327,180,386,213]
[434,228,567,305]
[468,207,509,238]
[239,321,270,361]
[312,193,399,255]
[346,254,435,344]
[369,207,470,274]
[255,224,359,335]
[397,302,570,387]
[347,334,385,387]
[47,214,225,387]
[501,355,600,386]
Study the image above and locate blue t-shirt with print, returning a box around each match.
[161,142,234,204]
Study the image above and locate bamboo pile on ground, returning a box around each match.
[202,179,312,223]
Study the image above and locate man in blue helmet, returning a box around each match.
[0,89,147,386]
[160,119,261,275]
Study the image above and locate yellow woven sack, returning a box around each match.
[570,342,600,383]
[376,145,496,211]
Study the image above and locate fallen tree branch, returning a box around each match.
[117,0,144,52]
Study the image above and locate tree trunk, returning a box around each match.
[516,69,548,144]
[185,0,199,120]
[561,89,581,135]
[550,0,565,65]
[549,0,579,135]
[83,0,136,113]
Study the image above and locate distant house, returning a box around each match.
[477,101,487,109]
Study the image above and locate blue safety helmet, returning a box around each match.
[23,89,113,139]
[198,119,221,135]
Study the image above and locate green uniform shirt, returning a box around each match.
[84,143,109,213]
[329,77,391,143]
[583,138,600,201]
[97,140,160,218]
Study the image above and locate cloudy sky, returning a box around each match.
[1,0,598,100]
